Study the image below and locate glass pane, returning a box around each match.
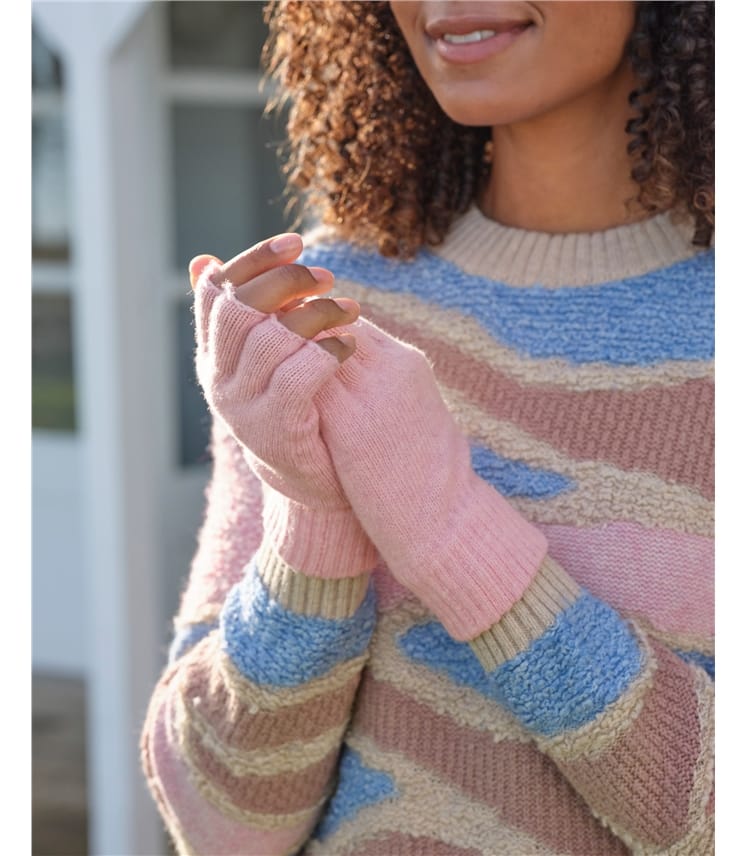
[171,103,291,271]
[168,1,268,71]
[32,116,71,261]
[32,26,63,91]
[175,298,211,468]
[32,293,77,432]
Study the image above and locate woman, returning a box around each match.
[141,2,714,854]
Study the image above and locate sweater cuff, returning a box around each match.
[261,486,378,579]
[469,556,581,671]
[256,539,371,619]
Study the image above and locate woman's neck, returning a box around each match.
[480,62,650,234]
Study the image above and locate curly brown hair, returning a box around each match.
[263,1,714,257]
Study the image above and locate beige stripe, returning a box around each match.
[444,388,714,538]
[429,205,700,288]
[629,617,715,658]
[663,820,714,856]
[365,604,532,745]
[685,666,715,840]
[536,623,657,761]
[175,691,348,777]
[304,733,554,856]
[219,650,369,713]
[470,556,581,670]
[256,540,370,619]
[163,691,327,832]
[335,279,713,393]
[179,746,326,831]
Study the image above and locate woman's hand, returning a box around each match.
[189,232,360,362]
[190,233,377,578]
[316,318,548,636]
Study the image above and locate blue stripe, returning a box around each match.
[399,592,642,737]
[220,561,376,687]
[169,621,216,663]
[313,747,398,841]
[471,445,575,499]
[398,622,497,696]
[301,243,714,365]
[675,649,715,680]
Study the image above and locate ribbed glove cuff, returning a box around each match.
[400,475,548,641]
[261,487,379,579]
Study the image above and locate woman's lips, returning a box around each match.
[426,18,534,65]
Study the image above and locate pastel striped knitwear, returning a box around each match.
[141,206,714,855]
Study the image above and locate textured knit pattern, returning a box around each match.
[141,206,714,855]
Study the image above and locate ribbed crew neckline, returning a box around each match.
[433,205,704,287]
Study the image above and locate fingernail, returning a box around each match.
[334,297,358,314]
[269,233,303,254]
[308,266,335,283]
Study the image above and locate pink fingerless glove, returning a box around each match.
[193,261,377,578]
[316,318,548,640]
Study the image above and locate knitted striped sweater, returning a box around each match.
[141,207,714,855]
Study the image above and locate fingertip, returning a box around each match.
[307,266,336,285]
[269,233,304,256]
[317,335,356,363]
[333,297,360,319]
[189,254,221,289]
[337,334,357,353]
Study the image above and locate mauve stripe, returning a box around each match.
[353,676,627,855]
[372,565,413,611]
[343,831,483,856]
[145,693,311,855]
[185,729,340,815]
[539,521,713,638]
[558,641,703,848]
[179,653,360,750]
[362,305,714,500]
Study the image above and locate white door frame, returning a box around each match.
[33,3,166,853]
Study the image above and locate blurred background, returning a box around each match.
[31,2,293,853]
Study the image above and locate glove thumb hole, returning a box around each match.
[267,339,342,416]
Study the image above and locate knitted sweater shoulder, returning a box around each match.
[141,207,714,856]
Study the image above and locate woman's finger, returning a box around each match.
[316,334,357,363]
[279,297,360,339]
[234,264,335,313]
[218,233,306,287]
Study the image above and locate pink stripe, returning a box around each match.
[142,689,312,856]
[178,420,264,625]
[362,306,714,500]
[538,521,713,638]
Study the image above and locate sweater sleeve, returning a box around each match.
[140,418,376,856]
[401,554,714,855]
